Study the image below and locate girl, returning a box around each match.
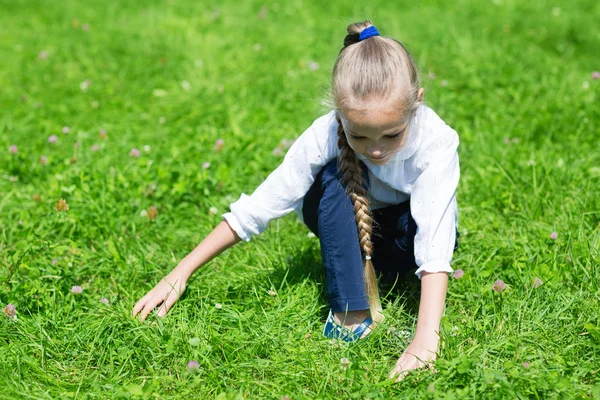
[133,21,460,381]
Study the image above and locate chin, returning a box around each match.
[367,155,391,165]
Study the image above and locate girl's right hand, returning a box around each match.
[132,271,188,321]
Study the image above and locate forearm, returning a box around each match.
[174,220,242,280]
[414,271,449,339]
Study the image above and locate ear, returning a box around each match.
[417,88,425,103]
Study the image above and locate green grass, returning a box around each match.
[1,0,599,398]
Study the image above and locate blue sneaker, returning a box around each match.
[323,309,372,342]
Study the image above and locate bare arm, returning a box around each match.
[389,271,449,380]
[175,220,241,280]
[132,220,241,320]
[415,271,449,339]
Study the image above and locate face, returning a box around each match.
[339,89,424,166]
[340,107,412,165]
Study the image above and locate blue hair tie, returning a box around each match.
[359,26,379,41]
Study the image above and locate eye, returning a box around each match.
[385,132,402,139]
[350,135,366,140]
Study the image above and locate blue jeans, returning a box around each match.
[302,158,459,313]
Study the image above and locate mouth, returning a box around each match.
[368,154,387,160]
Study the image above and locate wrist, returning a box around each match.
[414,326,441,343]
[171,263,193,281]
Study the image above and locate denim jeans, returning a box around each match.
[302,158,459,313]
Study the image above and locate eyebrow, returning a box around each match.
[349,122,410,137]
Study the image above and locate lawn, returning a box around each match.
[1,0,599,398]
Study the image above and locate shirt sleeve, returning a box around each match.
[410,126,460,280]
[222,112,338,241]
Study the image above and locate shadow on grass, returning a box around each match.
[263,244,423,322]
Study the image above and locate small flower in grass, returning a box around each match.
[129,148,140,157]
[268,289,277,296]
[550,231,558,240]
[280,396,291,400]
[99,298,109,306]
[440,79,448,87]
[307,232,316,238]
[503,137,511,145]
[62,126,70,134]
[9,145,18,154]
[340,357,351,370]
[428,71,436,80]
[99,129,107,139]
[492,279,506,293]
[202,162,210,170]
[593,72,600,80]
[533,277,543,288]
[3,303,16,318]
[74,142,80,149]
[91,144,100,152]
[71,285,83,294]
[55,199,69,212]
[181,80,191,91]
[33,193,41,202]
[209,206,218,216]
[9,176,18,182]
[143,145,151,153]
[272,147,283,156]
[39,155,48,165]
[214,303,222,309]
[48,135,58,143]
[304,333,312,339]
[82,23,90,31]
[187,360,200,370]
[147,205,158,221]
[39,50,49,59]
[522,362,530,369]
[52,259,58,265]
[453,269,464,279]
[213,138,224,151]
[308,61,319,71]
[80,80,91,91]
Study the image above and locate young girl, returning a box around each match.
[133,21,460,381]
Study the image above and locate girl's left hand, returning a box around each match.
[388,334,439,382]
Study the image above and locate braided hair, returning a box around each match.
[331,21,422,324]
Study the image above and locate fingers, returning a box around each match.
[140,300,160,321]
[156,291,178,318]
[132,295,149,317]
[388,365,409,381]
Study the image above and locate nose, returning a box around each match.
[367,144,385,157]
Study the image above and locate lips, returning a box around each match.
[368,154,387,160]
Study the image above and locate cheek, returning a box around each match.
[346,139,363,153]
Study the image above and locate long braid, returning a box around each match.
[335,113,384,324]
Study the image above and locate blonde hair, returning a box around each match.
[330,21,422,324]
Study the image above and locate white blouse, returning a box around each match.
[222,104,460,280]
